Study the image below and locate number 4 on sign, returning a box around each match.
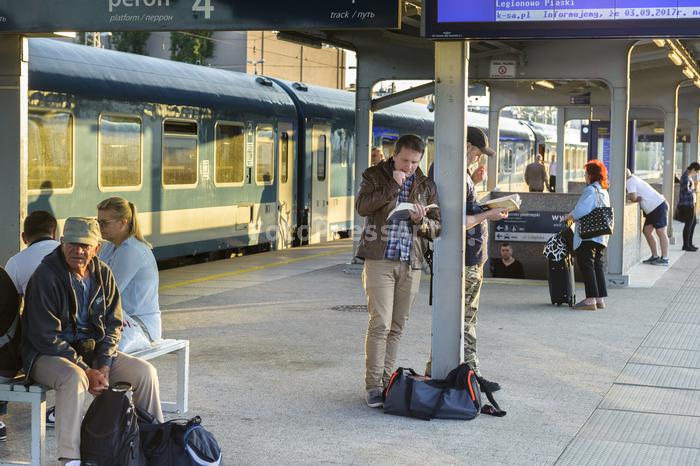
[192,0,214,19]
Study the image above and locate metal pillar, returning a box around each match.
[607,85,629,280]
[351,62,374,260]
[0,35,28,265]
[663,110,678,240]
[556,107,567,193]
[691,115,699,164]
[432,41,468,379]
[487,107,499,191]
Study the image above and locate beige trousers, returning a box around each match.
[31,352,164,460]
[363,259,421,391]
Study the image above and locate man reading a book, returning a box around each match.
[355,134,441,409]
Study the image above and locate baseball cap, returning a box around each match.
[62,217,101,247]
[467,127,496,157]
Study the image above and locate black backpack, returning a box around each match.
[80,384,146,466]
[0,267,21,378]
[137,409,223,466]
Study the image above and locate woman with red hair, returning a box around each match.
[566,160,611,310]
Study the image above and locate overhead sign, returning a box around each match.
[494,211,567,243]
[490,60,516,78]
[0,0,400,32]
[425,0,700,39]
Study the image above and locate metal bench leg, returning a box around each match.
[31,393,46,466]
[176,342,189,414]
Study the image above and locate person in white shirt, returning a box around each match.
[4,210,60,295]
[97,197,162,342]
[626,169,670,266]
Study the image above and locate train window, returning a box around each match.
[162,119,198,187]
[316,135,327,181]
[215,123,245,185]
[256,125,274,184]
[426,138,435,172]
[280,132,289,184]
[28,110,73,191]
[381,138,395,158]
[99,115,142,189]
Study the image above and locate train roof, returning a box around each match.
[28,39,297,118]
[274,78,434,132]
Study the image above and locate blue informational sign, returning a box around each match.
[425,0,700,38]
[494,211,568,243]
[0,0,399,32]
[602,137,611,173]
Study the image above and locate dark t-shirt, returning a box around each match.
[490,258,525,279]
[466,174,488,266]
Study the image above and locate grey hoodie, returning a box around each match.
[21,246,122,380]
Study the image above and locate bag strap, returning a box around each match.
[479,383,506,417]
[0,315,19,350]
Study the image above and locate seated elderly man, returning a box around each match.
[21,217,163,465]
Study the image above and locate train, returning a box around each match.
[26,38,587,262]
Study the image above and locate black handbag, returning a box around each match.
[578,187,614,239]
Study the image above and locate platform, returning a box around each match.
[2,239,700,465]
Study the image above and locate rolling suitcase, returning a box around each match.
[547,258,575,307]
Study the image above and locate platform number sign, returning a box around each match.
[192,0,214,19]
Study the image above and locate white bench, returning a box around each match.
[0,338,189,466]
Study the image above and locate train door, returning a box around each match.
[310,125,330,244]
[276,122,294,249]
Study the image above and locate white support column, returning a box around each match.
[556,107,567,193]
[351,63,374,261]
[432,41,468,379]
[487,107,499,191]
[663,110,678,241]
[607,85,629,280]
[682,138,690,172]
[0,35,28,265]
[691,112,699,164]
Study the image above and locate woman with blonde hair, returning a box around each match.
[97,197,161,342]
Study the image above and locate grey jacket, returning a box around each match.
[21,247,122,380]
[355,159,441,268]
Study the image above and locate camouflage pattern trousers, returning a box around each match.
[464,263,484,374]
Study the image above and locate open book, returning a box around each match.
[479,193,522,212]
[387,202,438,222]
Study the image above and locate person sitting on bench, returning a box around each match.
[21,217,164,465]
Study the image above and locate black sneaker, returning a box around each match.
[477,376,501,393]
[46,406,55,428]
[366,389,384,408]
[642,255,660,264]
[0,421,6,441]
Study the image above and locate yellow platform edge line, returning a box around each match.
[160,247,352,291]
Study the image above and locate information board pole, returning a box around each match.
[0,35,27,264]
[487,106,499,191]
[432,40,468,379]
[663,108,678,241]
[556,107,566,193]
[608,85,630,279]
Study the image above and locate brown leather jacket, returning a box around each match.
[355,159,441,269]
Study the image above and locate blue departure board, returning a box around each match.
[425,0,700,38]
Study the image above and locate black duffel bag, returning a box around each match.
[137,409,222,466]
[384,364,505,421]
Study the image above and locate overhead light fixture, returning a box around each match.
[53,31,77,38]
[653,39,666,48]
[668,51,683,66]
[534,80,555,89]
[653,127,665,133]
[683,67,695,79]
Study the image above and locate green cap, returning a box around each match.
[62,217,101,247]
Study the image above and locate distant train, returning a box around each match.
[26,39,586,262]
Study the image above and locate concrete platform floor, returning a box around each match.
[2,239,699,465]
